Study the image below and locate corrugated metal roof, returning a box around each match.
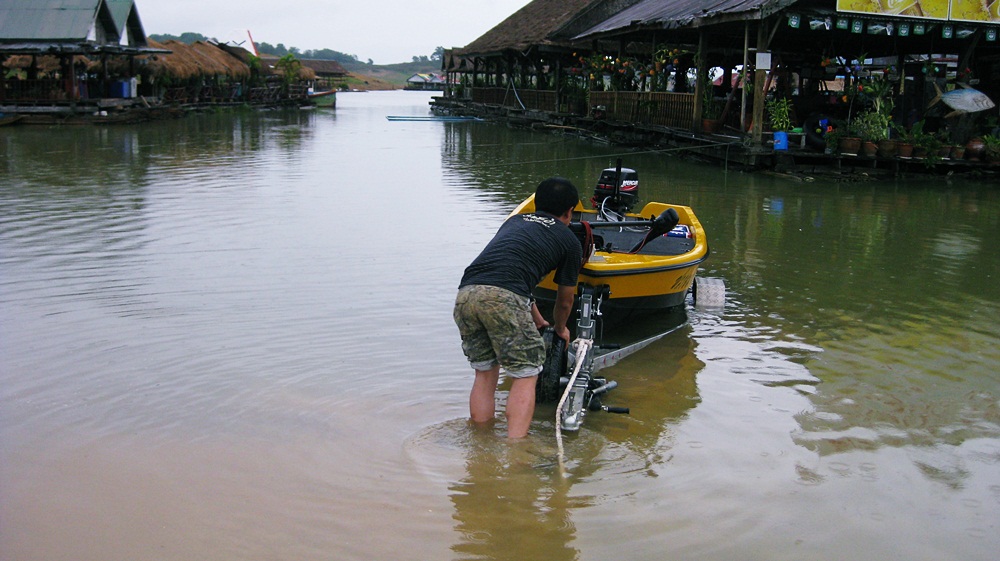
[575,0,798,38]
[0,0,112,42]
[106,0,133,33]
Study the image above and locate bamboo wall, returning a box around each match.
[589,92,695,129]
[471,87,557,111]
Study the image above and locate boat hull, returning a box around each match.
[308,90,337,107]
[511,196,709,313]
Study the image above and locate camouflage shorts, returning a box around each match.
[453,285,544,378]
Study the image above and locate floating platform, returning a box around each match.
[386,115,481,122]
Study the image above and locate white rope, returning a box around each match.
[508,80,527,110]
[555,337,592,475]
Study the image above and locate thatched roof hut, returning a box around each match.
[459,0,605,55]
[258,54,317,80]
[2,54,88,76]
[143,40,251,80]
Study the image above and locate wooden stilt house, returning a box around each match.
[0,0,166,111]
[443,0,1000,153]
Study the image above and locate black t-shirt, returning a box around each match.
[460,212,583,298]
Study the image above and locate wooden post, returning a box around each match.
[751,19,770,146]
[694,29,708,132]
[740,18,752,128]
[555,57,562,112]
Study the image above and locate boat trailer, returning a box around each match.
[538,285,679,437]
[539,278,725,448]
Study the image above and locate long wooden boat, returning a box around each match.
[511,167,709,314]
[307,89,336,107]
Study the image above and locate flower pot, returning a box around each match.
[838,136,861,155]
[896,142,913,158]
[950,145,965,160]
[862,141,878,157]
[937,146,952,158]
[702,118,723,134]
[966,137,985,160]
[876,139,897,158]
[913,146,928,159]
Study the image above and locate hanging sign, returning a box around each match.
[836,0,948,20]
[756,52,772,70]
[836,0,1000,23]
[950,0,1000,23]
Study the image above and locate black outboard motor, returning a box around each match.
[592,166,639,215]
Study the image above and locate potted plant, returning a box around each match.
[700,66,723,133]
[767,97,793,150]
[702,99,723,133]
[824,128,843,155]
[893,122,914,157]
[853,109,889,157]
[905,120,936,158]
[767,97,793,132]
[917,130,943,160]
[966,136,986,160]
[839,129,862,155]
[983,134,1000,163]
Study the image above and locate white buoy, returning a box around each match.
[694,277,726,311]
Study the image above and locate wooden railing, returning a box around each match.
[1,78,72,102]
[466,87,697,130]
[589,91,696,129]
[471,87,557,112]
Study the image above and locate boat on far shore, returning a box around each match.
[307,89,337,107]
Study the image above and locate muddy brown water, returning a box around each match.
[2,91,998,560]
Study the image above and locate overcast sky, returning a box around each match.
[138,0,532,64]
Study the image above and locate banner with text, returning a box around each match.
[836,0,1000,24]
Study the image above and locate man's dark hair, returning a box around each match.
[535,177,579,215]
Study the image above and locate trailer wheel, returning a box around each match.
[536,329,565,403]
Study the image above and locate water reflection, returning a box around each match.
[450,432,578,561]
[440,121,636,209]
[701,186,1000,497]
[442,308,703,560]
[438,111,1000,487]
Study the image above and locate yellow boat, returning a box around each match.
[510,181,709,314]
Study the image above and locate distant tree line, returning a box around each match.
[414,47,445,64]
[149,33,441,66]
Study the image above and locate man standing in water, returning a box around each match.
[454,177,582,439]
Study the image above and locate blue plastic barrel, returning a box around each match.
[773,131,789,150]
